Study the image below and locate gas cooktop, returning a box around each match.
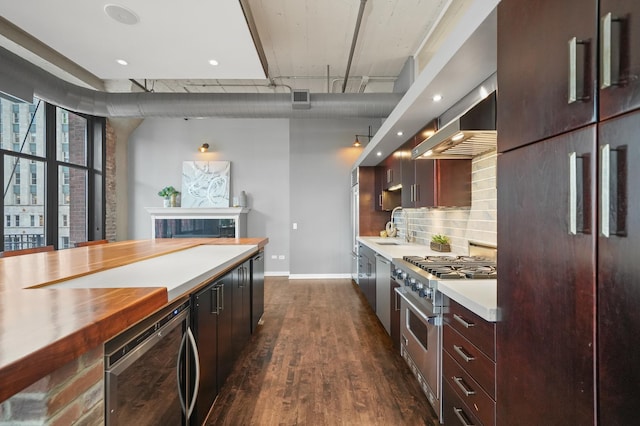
[402,255,497,280]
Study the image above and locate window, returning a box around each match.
[2,97,104,251]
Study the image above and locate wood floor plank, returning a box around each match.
[206,277,439,426]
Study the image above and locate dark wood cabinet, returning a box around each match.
[192,271,235,426]
[375,166,401,212]
[443,300,496,426]
[497,1,640,424]
[356,167,390,234]
[232,260,251,357]
[382,152,402,190]
[496,126,597,426]
[497,0,597,152]
[597,110,640,425]
[397,121,471,208]
[599,1,640,121]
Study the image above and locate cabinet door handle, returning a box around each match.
[379,194,383,207]
[453,407,475,426]
[219,283,225,311]
[601,12,623,88]
[453,313,475,328]
[415,183,420,202]
[210,286,219,314]
[569,152,578,235]
[601,144,611,237]
[568,37,590,103]
[600,143,627,238]
[453,345,475,363]
[453,376,476,396]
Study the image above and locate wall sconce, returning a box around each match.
[354,125,372,147]
[199,143,209,153]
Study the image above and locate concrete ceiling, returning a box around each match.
[0,0,463,94]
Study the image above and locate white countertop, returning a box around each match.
[437,279,498,322]
[357,236,464,260]
[46,244,258,301]
[358,236,498,322]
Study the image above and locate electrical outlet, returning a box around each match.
[278,255,285,260]
[271,255,277,259]
[292,223,298,230]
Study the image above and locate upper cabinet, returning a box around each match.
[400,120,471,209]
[381,152,402,190]
[599,0,640,120]
[497,0,598,152]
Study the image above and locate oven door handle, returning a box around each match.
[396,289,438,322]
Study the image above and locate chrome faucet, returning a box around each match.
[404,210,415,243]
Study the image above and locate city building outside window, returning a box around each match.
[2,96,104,252]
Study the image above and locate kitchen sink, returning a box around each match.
[376,241,400,245]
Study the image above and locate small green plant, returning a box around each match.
[431,234,450,245]
[158,186,179,199]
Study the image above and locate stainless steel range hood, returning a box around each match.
[411,91,496,159]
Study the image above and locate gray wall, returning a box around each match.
[289,119,370,277]
[127,116,377,275]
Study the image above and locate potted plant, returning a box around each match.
[430,234,451,252]
[158,186,180,207]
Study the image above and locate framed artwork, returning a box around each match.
[181,161,230,207]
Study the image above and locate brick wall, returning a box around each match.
[105,120,116,241]
[0,345,104,425]
[393,150,497,252]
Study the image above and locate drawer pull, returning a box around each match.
[453,313,475,328]
[453,345,475,362]
[453,407,475,426]
[453,376,476,396]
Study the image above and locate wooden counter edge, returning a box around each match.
[0,287,168,404]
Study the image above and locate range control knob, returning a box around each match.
[421,287,433,299]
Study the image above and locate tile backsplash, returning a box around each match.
[393,151,497,254]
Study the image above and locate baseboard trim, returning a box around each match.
[265,271,290,277]
[289,273,352,280]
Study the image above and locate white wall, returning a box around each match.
[127,116,378,276]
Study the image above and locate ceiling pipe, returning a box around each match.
[0,46,401,119]
[342,0,368,93]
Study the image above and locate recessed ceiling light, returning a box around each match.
[423,150,433,157]
[208,59,219,66]
[432,94,443,102]
[396,131,403,136]
[479,86,489,99]
[104,4,140,25]
[116,59,128,66]
[377,151,382,156]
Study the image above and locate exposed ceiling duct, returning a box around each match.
[0,47,401,119]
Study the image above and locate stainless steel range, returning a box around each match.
[392,247,497,422]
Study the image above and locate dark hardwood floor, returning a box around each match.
[206,277,439,425]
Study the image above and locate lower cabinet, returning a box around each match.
[442,299,496,426]
[191,256,256,426]
[191,272,234,426]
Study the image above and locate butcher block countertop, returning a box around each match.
[0,237,268,403]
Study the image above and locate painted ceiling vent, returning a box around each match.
[291,89,311,109]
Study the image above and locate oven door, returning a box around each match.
[399,291,441,411]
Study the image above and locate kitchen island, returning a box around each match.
[0,238,267,419]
